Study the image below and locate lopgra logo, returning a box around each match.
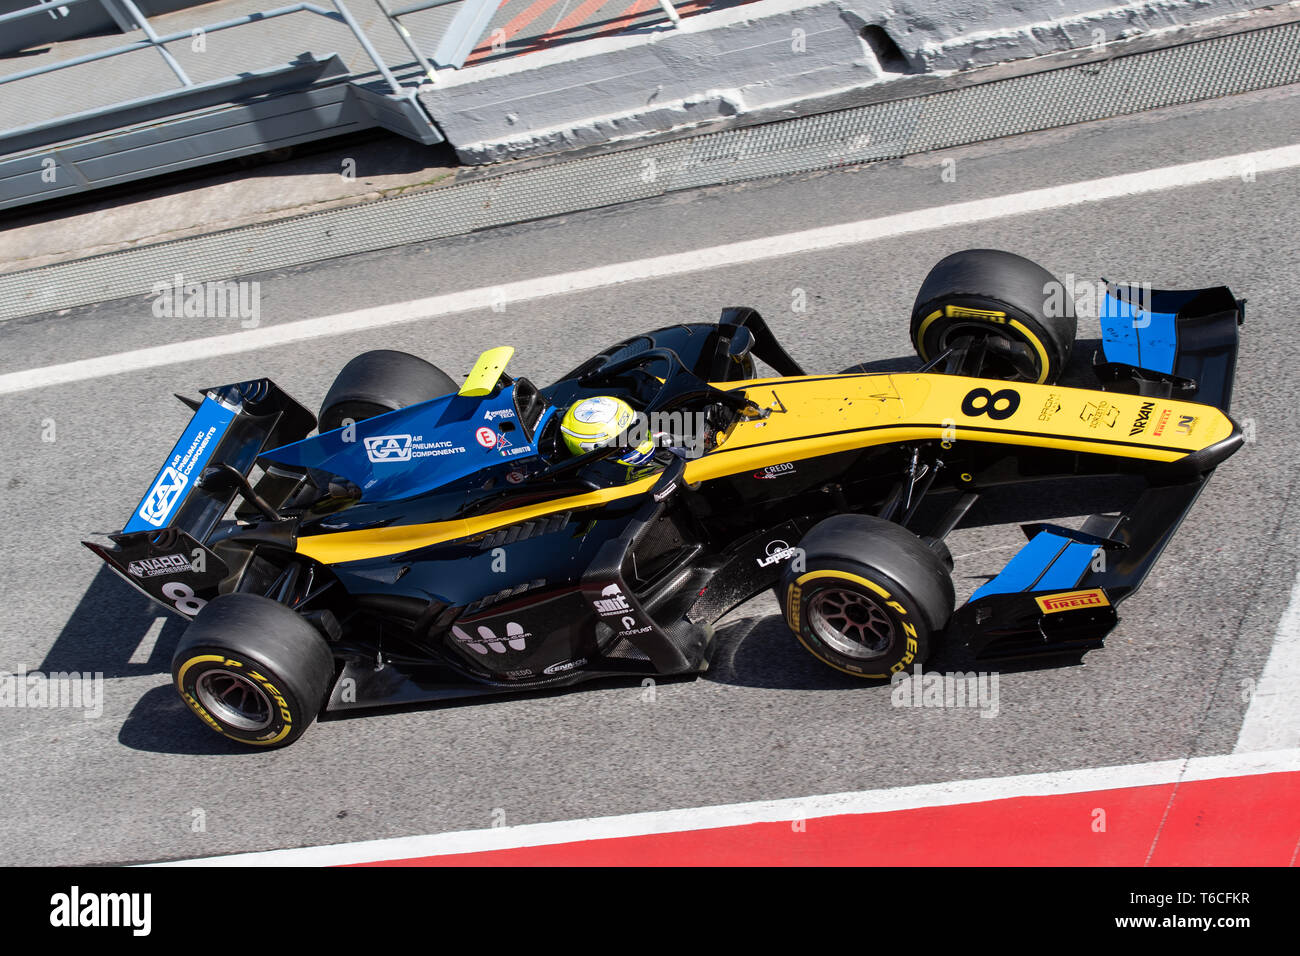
[593,583,632,616]
[138,467,187,527]
[365,435,412,462]
[1035,589,1110,614]
[451,622,529,654]
[756,539,800,568]
[1129,401,1155,437]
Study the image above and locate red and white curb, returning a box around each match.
[157,748,1300,866]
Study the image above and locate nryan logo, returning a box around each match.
[365,435,412,462]
[50,886,151,936]
[1129,401,1155,437]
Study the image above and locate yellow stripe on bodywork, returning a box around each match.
[298,475,658,564]
[297,372,1234,565]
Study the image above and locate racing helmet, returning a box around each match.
[560,396,636,456]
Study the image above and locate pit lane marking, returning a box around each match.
[152,748,1300,866]
[3,143,1300,397]
[1236,569,1300,752]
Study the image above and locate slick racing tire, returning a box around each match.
[172,594,335,748]
[318,350,458,433]
[781,514,955,679]
[910,249,1077,385]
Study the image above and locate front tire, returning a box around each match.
[781,515,954,679]
[910,249,1077,385]
[172,594,335,748]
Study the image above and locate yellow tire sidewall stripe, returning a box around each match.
[176,653,293,746]
[787,569,898,679]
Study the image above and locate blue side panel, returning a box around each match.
[970,532,1092,601]
[1099,291,1178,374]
[262,385,551,502]
[124,397,237,533]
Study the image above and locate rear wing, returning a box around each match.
[948,283,1244,663]
[83,379,315,618]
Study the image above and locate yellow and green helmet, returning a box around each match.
[560,396,636,456]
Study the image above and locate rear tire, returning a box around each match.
[781,514,955,679]
[172,594,335,748]
[318,350,457,433]
[910,249,1077,385]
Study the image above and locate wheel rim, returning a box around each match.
[808,588,896,660]
[195,668,274,732]
[937,323,1042,382]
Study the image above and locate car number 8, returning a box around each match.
[961,387,1020,421]
[162,581,207,616]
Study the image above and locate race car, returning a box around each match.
[84,249,1245,747]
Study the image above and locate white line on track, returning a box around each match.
[128,616,168,667]
[4,143,1300,397]
[153,748,1300,866]
[1236,579,1300,752]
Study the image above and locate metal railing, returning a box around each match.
[0,0,415,97]
[1,0,693,97]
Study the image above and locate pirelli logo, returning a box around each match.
[1036,589,1110,614]
[946,305,1006,322]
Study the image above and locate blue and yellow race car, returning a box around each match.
[85,249,1244,747]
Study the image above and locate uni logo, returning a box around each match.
[451,622,529,654]
[139,466,187,526]
[365,435,413,462]
[1035,589,1110,614]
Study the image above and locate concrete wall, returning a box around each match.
[418,0,1276,163]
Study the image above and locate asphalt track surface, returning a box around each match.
[1,83,1298,865]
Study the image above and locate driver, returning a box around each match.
[560,395,670,466]
[560,396,637,455]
